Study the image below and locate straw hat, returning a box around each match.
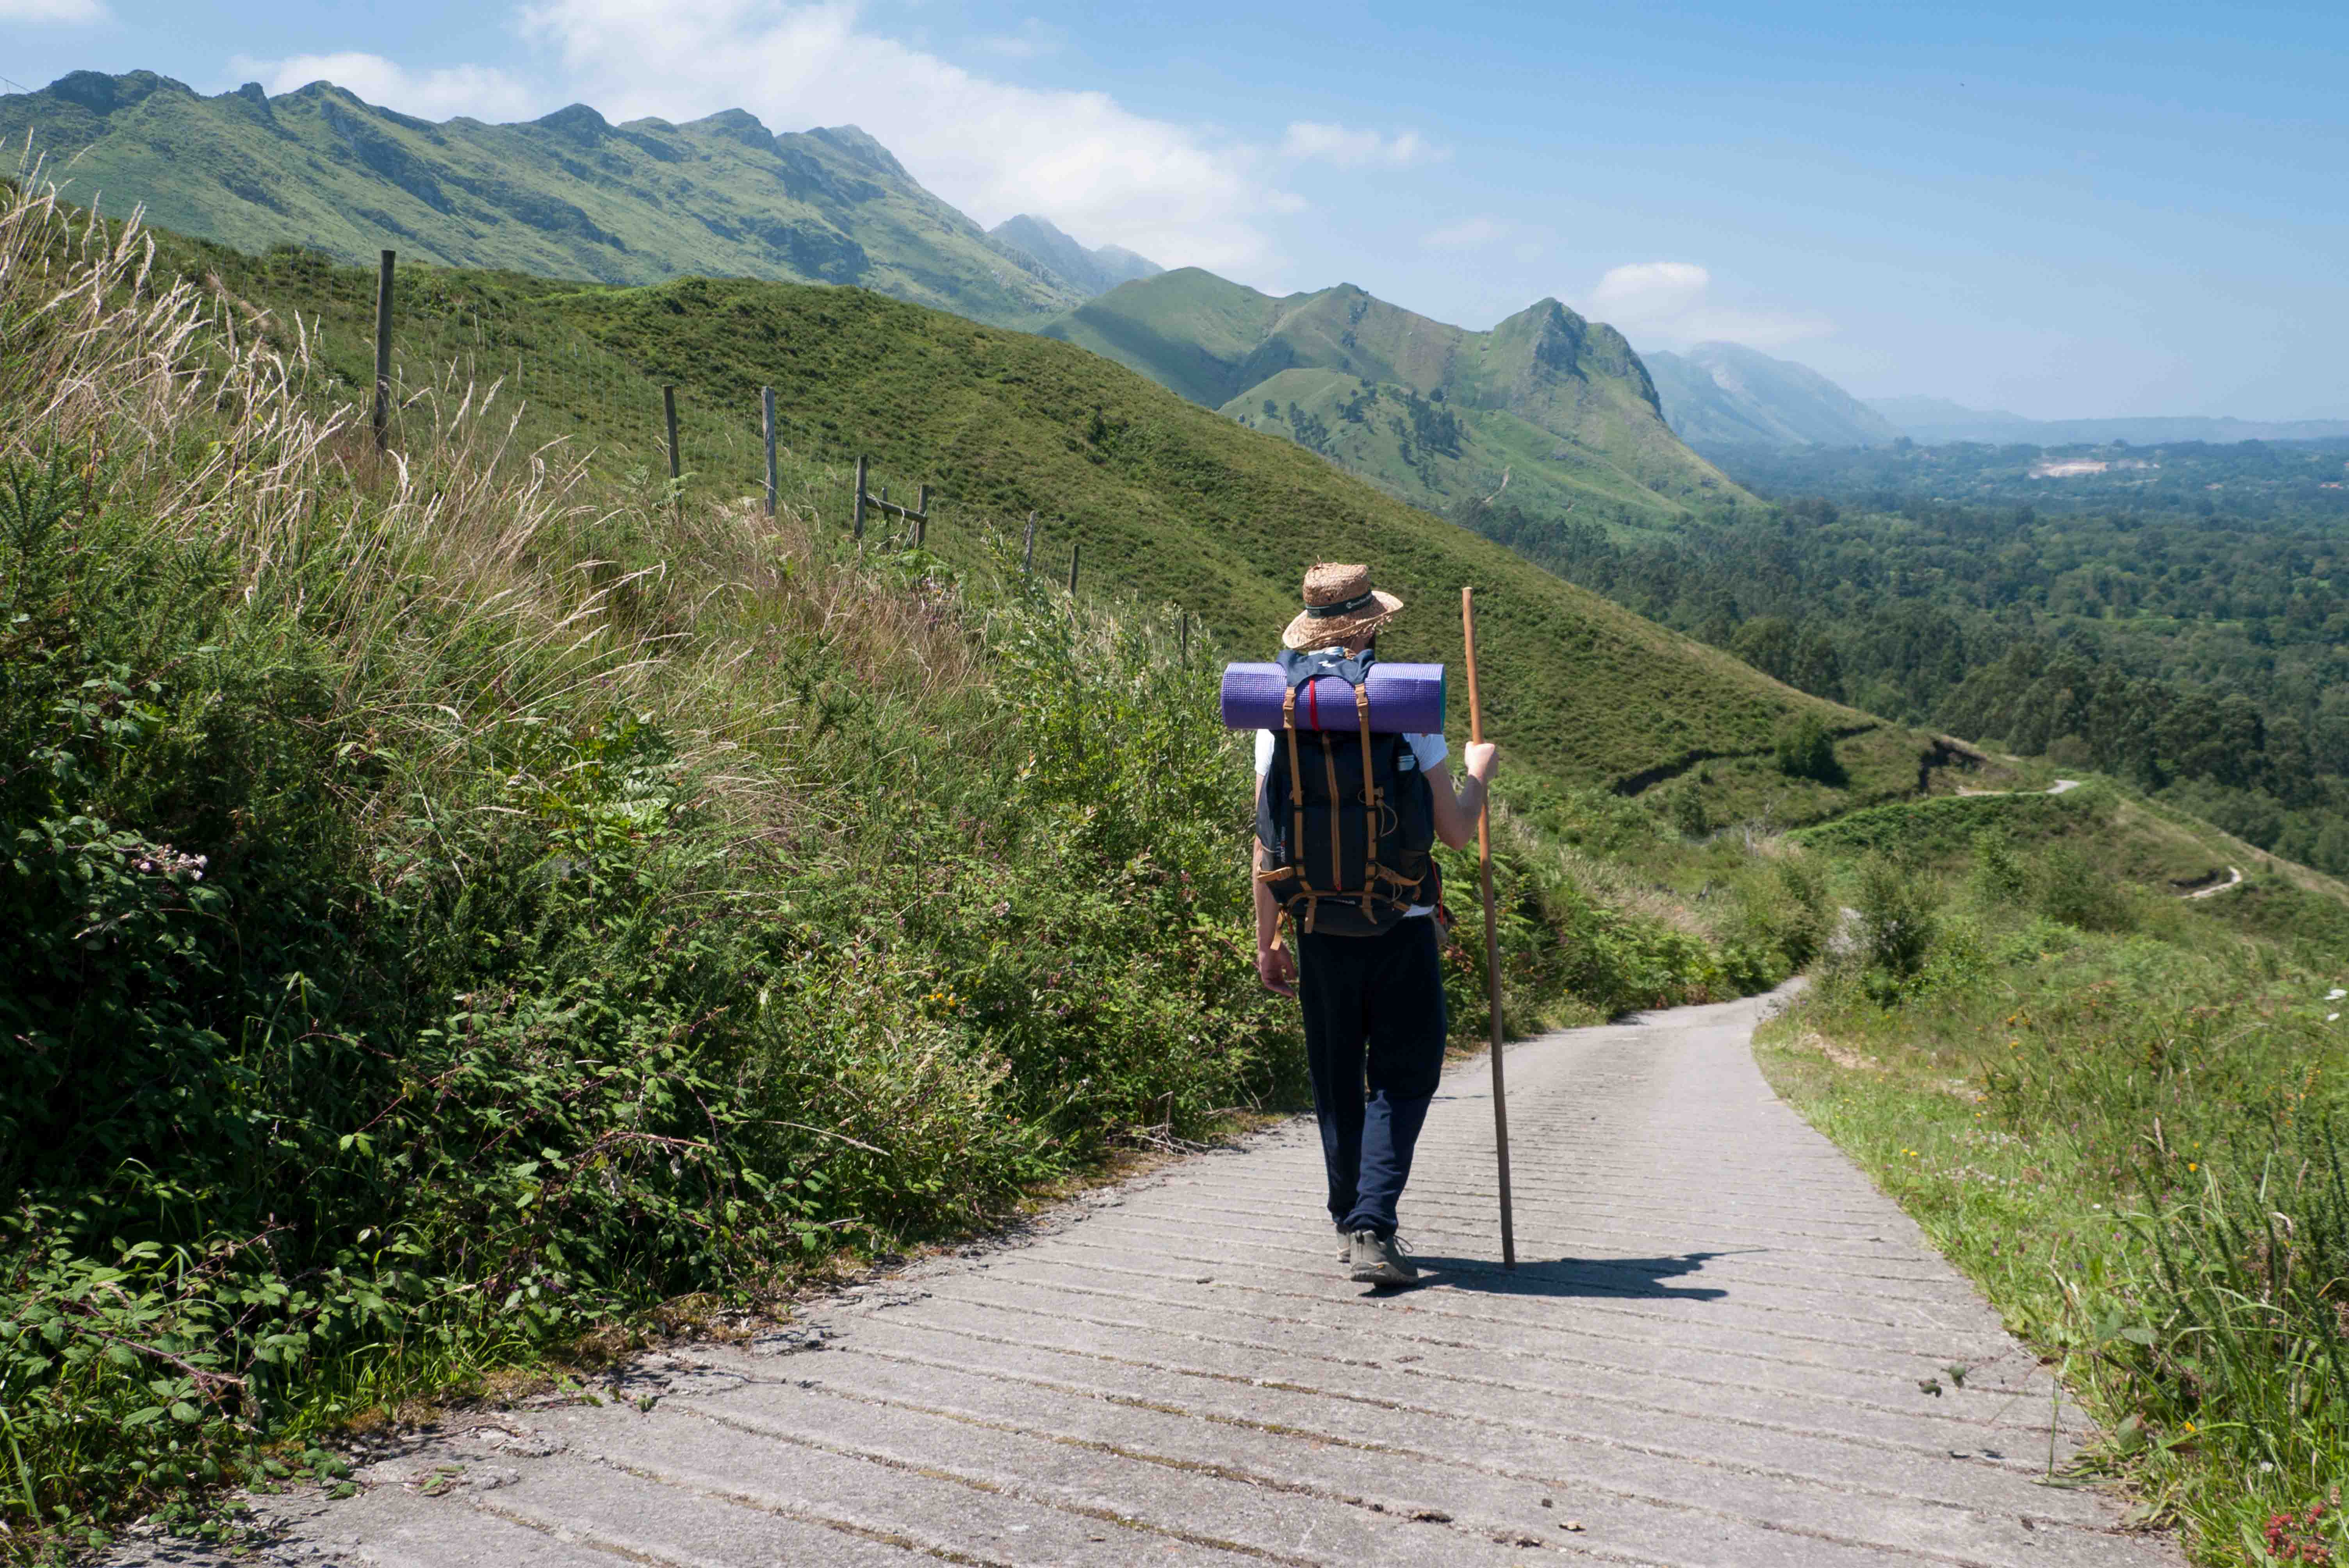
[1281,562,1404,651]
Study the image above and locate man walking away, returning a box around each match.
[1252,564,1499,1287]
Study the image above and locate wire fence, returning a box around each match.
[240,245,1135,608]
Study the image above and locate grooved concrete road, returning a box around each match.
[218,986,2181,1567]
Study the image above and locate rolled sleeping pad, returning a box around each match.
[1219,662,1445,734]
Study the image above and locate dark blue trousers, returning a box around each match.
[1296,918,1448,1237]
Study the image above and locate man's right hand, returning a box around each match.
[1256,942,1297,997]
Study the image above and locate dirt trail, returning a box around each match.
[1955,778,2080,796]
[2184,865,2245,899]
[136,985,2179,1567]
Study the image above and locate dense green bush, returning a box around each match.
[1773,712,1844,785]
[1845,853,1938,1001]
[2033,841,2137,932]
[1968,827,2030,906]
[0,445,1298,1543]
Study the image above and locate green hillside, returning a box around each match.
[1221,367,1705,527]
[1,70,1082,327]
[1038,268,1756,531]
[194,238,1859,798]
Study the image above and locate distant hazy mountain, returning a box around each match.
[1869,395,2349,447]
[1644,342,1901,450]
[0,70,1082,327]
[1037,268,1750,529]
[988,214,1160,298]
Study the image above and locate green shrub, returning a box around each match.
[1846,853,1938,1001]
[2035,842,2135,932]
[1774,713,1844,784]
[1662,778,1710,838]
[1968,827,2030,907]
[1727,855,1830,971]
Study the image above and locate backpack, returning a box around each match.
[1254,647,1438,937]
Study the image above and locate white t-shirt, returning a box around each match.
[1255,729,1448,919]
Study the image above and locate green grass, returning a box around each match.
[1758,824,2349,1563]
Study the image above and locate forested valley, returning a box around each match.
[1468,476,2349,873]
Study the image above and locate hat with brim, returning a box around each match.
[1281,562,1404,651]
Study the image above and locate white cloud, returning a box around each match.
[1422,216,1508,249]
[231,51,543,123]
[1280,120,1440,169]
[503,0,1283,271]
[0,0,107,21]
[1582,260,1830,349]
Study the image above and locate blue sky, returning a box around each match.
[5,0,2344,419]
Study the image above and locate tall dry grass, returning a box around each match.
[0,173,1000,876]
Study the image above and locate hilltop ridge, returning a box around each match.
[1039,267,1753,531]
[0,70,1089,326]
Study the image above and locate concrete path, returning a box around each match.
[210,987,2179,1568]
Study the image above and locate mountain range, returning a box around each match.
[0,69,1151,326]
[3,68,1754,534]
[1643,341,1901,450]
[989,214,1162,298]
[23,62,2337,552]
[1862,396,2349,447]
[1039,269,1752,530]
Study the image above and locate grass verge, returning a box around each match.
[1758,808,2349,1564]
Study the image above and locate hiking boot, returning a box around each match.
[1348,1229,1420,1287]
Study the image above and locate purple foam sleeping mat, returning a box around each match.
[1219,662,1446,734]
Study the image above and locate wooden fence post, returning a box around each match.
[761,386,777,518]
[371,249,395,453]
[1180,612,1189,666]
[852,455,867,540]
[662,385,682,519]
[916,484,929,549]
[1022,512,1036,576]
[1068,542,1080,595]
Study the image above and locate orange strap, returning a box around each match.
[1320,732,1343,890]
[1355,682,1378,881]
[1281,685,1307,886]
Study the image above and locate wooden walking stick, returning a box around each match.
[1462,587,1517,1269]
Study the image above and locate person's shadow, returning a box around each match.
[1372,1249,1747,1299]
